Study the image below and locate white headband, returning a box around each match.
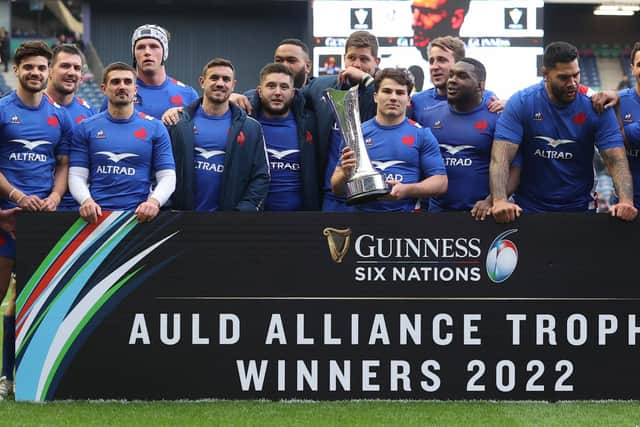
[131,24,169,62]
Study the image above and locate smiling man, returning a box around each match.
[45,44,96,211]
[419,58,519,218]
[331,67,447,212]
[248,63,319,210]
[167,58,269,212]
[69,62,176,224]
[0,40,73,400]
[490,41,636,222]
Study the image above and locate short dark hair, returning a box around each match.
[259,62,293,84]
[102,62,136,84]
[631,42,640,66]
[52,43,86,67]
[201,57,234,77]
[14,40,53,67]
[276,38,310,58]
[374,67,414,94]
[429,36,466,62]
[345,30,378,58]
[543,41,578,70]
[459,57,486,83]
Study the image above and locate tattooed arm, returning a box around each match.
[601,146,637,221]
[489,140,522,223]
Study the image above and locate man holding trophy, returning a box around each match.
[330,68,447,212]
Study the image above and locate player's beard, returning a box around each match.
[19,75,46,93]
[206,91,231,106]
[262,98,292,117]
[52,80,77,96]
[292,68,306,89]
[549,81,576,105]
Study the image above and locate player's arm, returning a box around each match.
[161,106,183,126]
[472,165,520,221]
[386,126,447,200]
[600,146,637,221]
[235,126,270,211]
[135,125,177,222]
[42,154,68,212]
[489,140,522,223]
[0,170,43,211]
[135,169,176,223]
[487,96,506,113]
[69,166,101,223]
[331,146,355,196]
[386,174,447,200]
[591,90,620,114]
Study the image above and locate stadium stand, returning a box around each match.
[76,80,103,108]
[578,49,601,90]
[0,73,11,97]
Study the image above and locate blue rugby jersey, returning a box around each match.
[70,110,175,210]
[260,113,303,211]
[0,92,72,208]
[495,81,623,212]
[101,76,198,119]
[192,107,231,212]
[339,118,446,212]
[618,88,640,207]
[412,88,496,126]
[421,102,499,211]
[58,96,96,211]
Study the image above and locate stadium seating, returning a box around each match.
[76,80,103,110]
[620,49,634,87]
[578,49,601,89]
[0,74,12,98]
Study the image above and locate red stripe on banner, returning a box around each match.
[16,213,113,330]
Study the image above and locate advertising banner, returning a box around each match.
[15,212,640,401]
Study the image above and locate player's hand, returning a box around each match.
[135,198,160,223]
[17,194,44,212]
[609,201,638,221]
[41,192,61,212]
[338,67,368,87]
[486,96,505,113]
[230,93,252,115]
[0,207,20,239]
[79,198,102,224]
[339,147,356,174]
[383,180,409,201]
[161,106,183,126]
[591,90,619,114]
[471,198,492,221]
[490,199,522,223]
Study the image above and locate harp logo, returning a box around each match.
[323,227,352,263]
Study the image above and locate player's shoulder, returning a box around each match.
[406,118,423,129]
[43,94,64,111]
[78,110,107,126]
[74,96,94,112]
[168,76,189,89]
[0,91,15,107]
[135,111,157,122]
[308,75,338,91]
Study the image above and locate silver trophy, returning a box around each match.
[325,86,389,205]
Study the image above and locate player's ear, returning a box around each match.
[541,66,549,81]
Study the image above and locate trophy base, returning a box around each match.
[345,173,389,205]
